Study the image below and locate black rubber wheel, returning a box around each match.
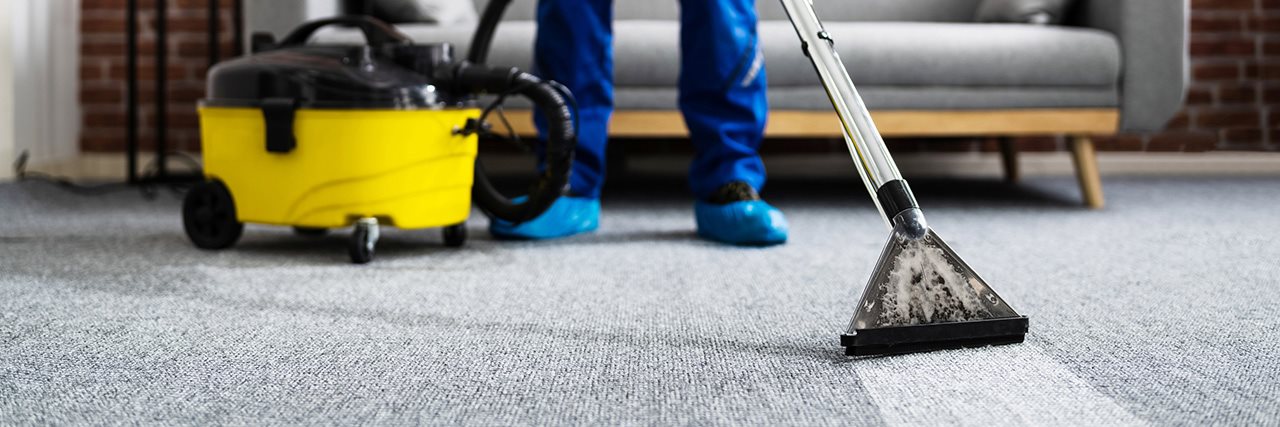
[443,223,467,248]
[183,180,244,250]
[349,225,374,264]
[293,226,329,237]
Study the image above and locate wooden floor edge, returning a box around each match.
[498,109,1120,137]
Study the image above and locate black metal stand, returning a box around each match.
[125,0,243,185]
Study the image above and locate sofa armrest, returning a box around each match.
[1071,0,1189,132]
[244,0,342,44]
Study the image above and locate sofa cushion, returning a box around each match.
[474,0,985,23]
[975,0,1075,25]
[369,0,478,25]
[758,0,985,22]
[613,21,1121,88]
[610,86,1118,110]
[320,20,1120,89]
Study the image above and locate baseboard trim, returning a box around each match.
[10,151,1280,183]
[14,153,162,182]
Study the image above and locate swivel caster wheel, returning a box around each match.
[293,226,329,237]
[183,180,244,250]
[349,218,379,264]
[443,223,466,248]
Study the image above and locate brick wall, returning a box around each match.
[77,0,1280,154]
[80,0,237,153]
[1152,0,1280,152]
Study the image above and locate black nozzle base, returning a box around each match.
[842,316,1029,357]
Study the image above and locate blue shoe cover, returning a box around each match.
[695,200,789,246]
[489,196,600,240]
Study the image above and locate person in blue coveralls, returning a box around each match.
[490,0,788,246]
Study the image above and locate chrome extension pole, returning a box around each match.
[778,0,927,237]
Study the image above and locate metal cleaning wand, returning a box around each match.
[778,0,929,240]
[779,0,1029,357]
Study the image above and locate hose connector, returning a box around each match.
[892,208,929,240]
[878,180,927,239]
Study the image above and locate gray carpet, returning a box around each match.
[2,175,1278,425]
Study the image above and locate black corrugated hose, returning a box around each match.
[452,0,577,224]
[439,62,576,223]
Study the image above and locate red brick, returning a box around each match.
[1196,109,1264,128]
[81,40,156,56]
[1184,137,1218,152]
[1166,111,1193,129]
[1011,136,1061,152]
[106,63,191,81]
[80,17,128,33]
[1193,15,1246,33]
[1092,135,1145,151]
[1219,130,1269,149]
[1263,38,1280,56]
[165,112,200,128]
[1190,35,1257,57]
[80,64,107,81]
[80,87,124,104]
[84,111,128,126]
[1187,86,1214,105]
[175,40,237,57]
[1252,15,1280,32]
[1194,62,1241,81]
[1223,128,1265,144]
[1259,61,1280,80]
[81,134,129,152]
[173,0,237,9]
[1217,83,1258,104]
[167,16,218,32]
[1262,84,1280,103]
[83,0,156,9]
[136,85,206,104]
[1244,60,1262,78]
[1195,0,1256,11]
[1148,131,1217,152]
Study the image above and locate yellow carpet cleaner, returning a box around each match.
[780,0,1029,356]
[185,14,575,263]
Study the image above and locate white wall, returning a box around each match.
[0,0,14,180]
[245,0,340,44]
[1,0,80,181]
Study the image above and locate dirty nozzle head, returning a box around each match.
[843,224,1028,356]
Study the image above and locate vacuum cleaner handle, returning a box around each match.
[779,0,923,230]
[277,16,412,49]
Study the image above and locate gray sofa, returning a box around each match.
[248,0,1189,207]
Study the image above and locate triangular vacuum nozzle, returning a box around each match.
[843,225,1028,356]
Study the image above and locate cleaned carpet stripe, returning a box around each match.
[857,345,1147,426]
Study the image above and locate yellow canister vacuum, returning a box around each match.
[185,5,572,263]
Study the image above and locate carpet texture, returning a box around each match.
[2,176,1278,425]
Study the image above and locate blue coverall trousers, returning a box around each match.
[534,0,769,199]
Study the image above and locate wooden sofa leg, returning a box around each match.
[1069,136,1105,209]
[998,138,1020,183]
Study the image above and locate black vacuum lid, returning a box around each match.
[204,17,459,109]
